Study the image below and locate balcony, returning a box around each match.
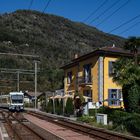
[78,76,92,86]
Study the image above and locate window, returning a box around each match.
[68,92,72,95]
[83,90,92,102]
[11,95,23,103]
[83,64,91,83]
[108,89,122,106]
[108,61,115,76]
[67,71,72,84]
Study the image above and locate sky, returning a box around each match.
[0,0,140,38]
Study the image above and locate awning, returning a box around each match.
[83,96,91,99]
[63,94,73,98]
[54,95,63,99]
[49,96,54,99]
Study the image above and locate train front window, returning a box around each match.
[11,95,23,103]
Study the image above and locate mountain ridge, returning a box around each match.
[0,10,125,92]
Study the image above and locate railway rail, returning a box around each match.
[27,110,140,140]
[0,109,46,140]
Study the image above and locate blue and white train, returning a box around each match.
[0,91,24,112]
[9,92,24,111]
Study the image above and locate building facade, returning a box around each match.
[61,46,134,108]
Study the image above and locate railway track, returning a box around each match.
[27,110,140,140]
[0,109,46,140]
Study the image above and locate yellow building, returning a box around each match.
[61,46,133,108]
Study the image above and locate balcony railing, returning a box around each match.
[78,76,92,85]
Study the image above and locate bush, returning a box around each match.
[24,102,34,108]
[110,110,131,123]
[128,84,140,113]
[110,110,140,137]
[77,115,95,123]
[126,113,140,136]
[89,109,96,116]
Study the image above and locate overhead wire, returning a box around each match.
[119,21,140,35]
[89,0,120,24]
[108,13,140,33]
[42,0,52,13]
[96,0,130,27]
[83,0,108,23]
[28,0,34,10]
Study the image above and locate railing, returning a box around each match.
[78,76,92,85]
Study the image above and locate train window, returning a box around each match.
[11,95,23,100]
[11,95,23,103]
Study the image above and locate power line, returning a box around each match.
[0,71,35,75]
[119,21,140,35]
[83,0,108,23]
[0,68,35,72]
[28,0,34,10]
[89,0,120,24]
[96,0,130,27]
[108,13,140,33]
[0,52,39,58]
[42,0,52,13]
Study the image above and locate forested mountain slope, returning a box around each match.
[0,10,125,92]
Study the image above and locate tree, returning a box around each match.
[59,99,63,115]
[55,98,60,115]
[74,91,85,117]
[65,97,74,116]
[46,99,53,113]
[124,36,140,65]
[113,37,140,112]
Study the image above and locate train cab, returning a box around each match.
[9,92,24,112]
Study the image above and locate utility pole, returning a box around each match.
[17,71,20,92]
[34,61,37,111]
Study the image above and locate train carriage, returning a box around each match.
[0,94,9,109]
[9,92,24,112]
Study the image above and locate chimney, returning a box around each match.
[74,53,78,59]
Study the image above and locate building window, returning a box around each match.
[108,89,122,106]
[83,64,91,83]
[108,61,115,76]
[67,71,72,84]
[83,90,92,102]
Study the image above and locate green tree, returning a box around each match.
[113,37,140,112]
[74,92,85,109]
[124,36,140,65]
[65,98,74,116]
[59,99,63,115]
[55,98,60,114]
[46,99,53,113]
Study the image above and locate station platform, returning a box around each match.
[0,122,9,140]
[25,108,77,121]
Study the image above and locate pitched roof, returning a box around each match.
[61,46,140,69]
[24,91,42,97]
